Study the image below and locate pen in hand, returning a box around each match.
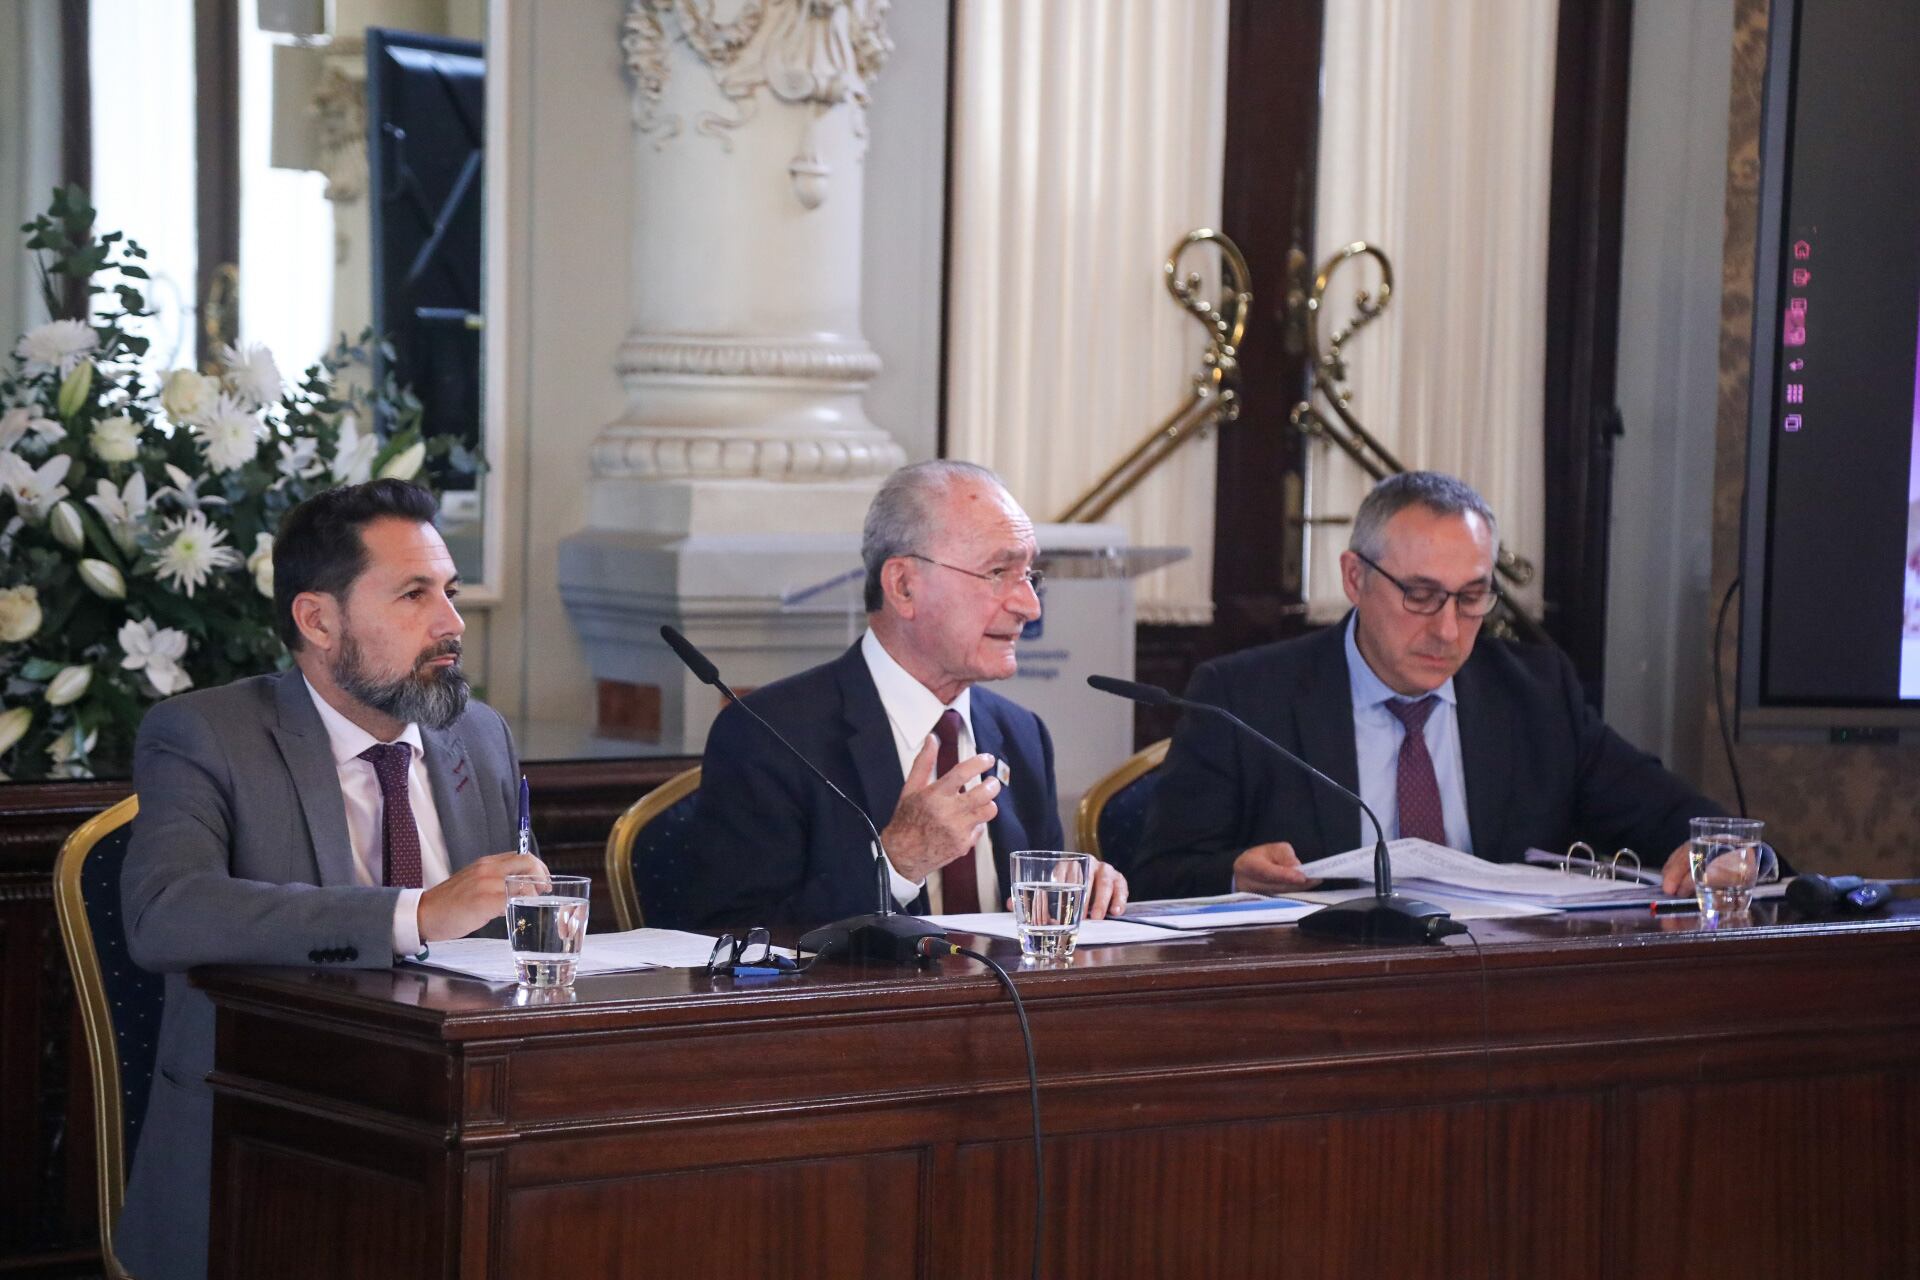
[517,774,532,858]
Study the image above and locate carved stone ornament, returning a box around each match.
[591,427,904,481]
[618,336,883,383]
[621,0,893,207]
[311,37,368,204]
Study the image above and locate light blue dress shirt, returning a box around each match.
[1344,615,1474,853]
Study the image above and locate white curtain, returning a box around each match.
[1305,0,1557,620]
[0,0,64,345]
[946,0,1230,624]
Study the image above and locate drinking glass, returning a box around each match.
[1688,817,1779,919]
[506,873,591,987]
[1010,851,1092,963]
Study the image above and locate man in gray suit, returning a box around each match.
[117,479,541,1279]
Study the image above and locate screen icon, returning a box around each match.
[1793,240,1812,260]
[1785,384,1804,403]
[1791,268,1811,286]
[1784,414,1803,433]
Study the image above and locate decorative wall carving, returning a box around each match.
[621,0,892,206]
[311,37,368,204]
[590,428,902,480]
[617,336,883,383]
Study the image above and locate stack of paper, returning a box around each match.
[406,928,723,984]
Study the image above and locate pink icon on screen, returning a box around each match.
[1791,268,1811,286]
[1784,315,1806,347]
[1789,359,1805,371]
[1793,240,1812,259]
[1785,384,1804,403]
[1784,414,1803,433]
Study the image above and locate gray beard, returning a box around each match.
[332,632,470,731]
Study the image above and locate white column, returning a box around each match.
[589,0,903,536]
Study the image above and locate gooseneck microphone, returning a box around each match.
[660,627,947,963]
[1086,674,1463,944]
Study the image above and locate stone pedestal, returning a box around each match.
[559,0,903,743]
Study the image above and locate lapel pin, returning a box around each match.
[995,759,1011,787]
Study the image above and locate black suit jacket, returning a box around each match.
[1122,620,1723,900]
[664,642,1065,930]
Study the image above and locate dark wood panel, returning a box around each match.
[216,1132,432,1280]
[504,1153,923,1280]
[196,905,1920,1277]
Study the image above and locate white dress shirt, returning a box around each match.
[303,675,454,955]
[1344,614,1475,853]
[860,629,999,913]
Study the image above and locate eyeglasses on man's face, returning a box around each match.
[904,554,1045,598]
[1353,551,1497,618]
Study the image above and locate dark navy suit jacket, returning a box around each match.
[1122,619,1723,901]
[663,642,1065,930]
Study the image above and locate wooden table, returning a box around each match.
[196,903,1920,1279]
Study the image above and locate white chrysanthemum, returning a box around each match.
[86,472,151,553]
[14,320,97,377]
[118,617,193,697]
[152,509,240,598]
[197,394,264,473]
[219,342,284,409]
[0,451,72,521]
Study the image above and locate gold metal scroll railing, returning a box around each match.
[1054,229,1251,523]
[1288,241,1548,647]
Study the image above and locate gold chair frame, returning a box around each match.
[1074,740,1169,859]
[603,766,702,931]
[52,795,141,1280]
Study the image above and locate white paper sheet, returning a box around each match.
[926,913,1182,945]
[403,928,722,984]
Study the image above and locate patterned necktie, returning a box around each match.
[358,742,423,888]
[1384,697,1447,846]
[932,708,981,914]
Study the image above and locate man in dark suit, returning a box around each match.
[671,461,1128,930]
[1124,471,1721,902]
[117,480,541,1280]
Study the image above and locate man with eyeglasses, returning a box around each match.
[669,460,1129,930]
[1123,471,1721,900]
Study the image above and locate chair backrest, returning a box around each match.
[1075,739,1170,865]
[604,766,702,930]
[53,795,157,1280]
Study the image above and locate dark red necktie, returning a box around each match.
[932,708,981,913]
[1385,697,1447,846]
[358,742,423,888]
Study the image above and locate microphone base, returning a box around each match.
[1296,894,1461,945]
[799,912,949,964]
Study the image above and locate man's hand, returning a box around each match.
[1232,841,1314,893]
[418,851,548,943]
[1659,841,1695,896]
[881,735,1001,884]
[1086,860,1130,918]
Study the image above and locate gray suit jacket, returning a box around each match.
[115,669,523,1280]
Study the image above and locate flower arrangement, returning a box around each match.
[0,186,458,780]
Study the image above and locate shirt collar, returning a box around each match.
[1344,612,1457,711]
[861,628,972,739]
[302,672,425,767]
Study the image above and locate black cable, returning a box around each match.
[950,943,1045,1280]
[1712,577,1749,817]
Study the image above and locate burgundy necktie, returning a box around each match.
[358,742,423,888]
[932,708,981,914]
[1384,697,1448,846]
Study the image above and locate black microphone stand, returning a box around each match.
[661,627,947,963]
[1087,675,1461,945]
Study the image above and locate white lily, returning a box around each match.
[78,558,126,599]
[86,472,151,555]
[0,705,31,755]
[47,723,99,778]
[49,500,85,550]
[0,406,64,451]
[378,441,427,483]
[331,414,379,484]
[155,463,228,512]
[118,617,193,696]
[275,436,325,488]
[0,451,72,522]
[45,664,92,707]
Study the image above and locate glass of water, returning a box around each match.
[1688,817,1779,919]
[1010,851,1093,963]
[505,873,591,988]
